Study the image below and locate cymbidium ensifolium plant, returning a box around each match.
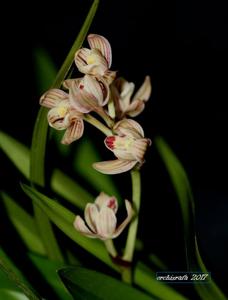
[40,33,152,260]
[0,1,226,299]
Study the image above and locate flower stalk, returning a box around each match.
[123,170,141,262]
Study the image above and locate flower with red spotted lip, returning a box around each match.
[40,88,84,144]
[75,34,116,84]
[111,76,152,118]
[74,192,133,240]
[93,119,151,174]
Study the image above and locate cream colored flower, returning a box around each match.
[64,75,110,114]
[75,34,116,84]
[74,192,133,240]
[93,119,151,174]
[40,89,84,144]
[111,76,152,118]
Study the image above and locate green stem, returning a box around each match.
[104,240,118,258]
[83,114,112,136]
[121,267,132,284]
[123,170,141,262]
[95,107,114,128]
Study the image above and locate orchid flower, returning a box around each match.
[40,88,84,144]
[93,119,151,174]
[111,76,152,118]
[74,192,133,240]
[64,75,110,114]
[75,34,116,84]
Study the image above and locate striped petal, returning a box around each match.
[61,118,84,145]
[40,89,68,108]
[75,48,108,76]
[73,216,96,238]
[113,200,133,238]
[132,76,152,103]
[93,159,138,174]
[47,105,71,130]
[95,207,117,239]
[69,80,99,113]
[88,34,112,68]
[103,70,117,85]
[114,119,145,139]
[131,138,152,162]
[84,203,99,233]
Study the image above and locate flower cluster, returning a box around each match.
[40,34,152,175]
[40,34,151,242]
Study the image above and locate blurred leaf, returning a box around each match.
[51,169,93,209]
[29,253,72,300]
[30,0,100,261]
[59,266,154,300]
[0,290,28,300]
[0,131,92,211]
[0,249,40,300]
[1,192,46,256]
[0,131,29,179]
[33,48,57,94]
[74,138,120,199]
[21,184,116,270]
[134,263,189,300]
[155,136,227,300]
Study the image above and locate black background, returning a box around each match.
[1,0,228,299]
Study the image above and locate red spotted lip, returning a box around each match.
[105,136,116,150]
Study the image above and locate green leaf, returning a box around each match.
[59,266,155,300]
[29,253,72,300]
[0,290,28,300]
[155,136,227,300]
[21,184,188,300]
[21,184,116,270]
[51,169,93,210]
[0,249,40,300]
[30,0,100,262]
[51,0,99,88]
[0,131,30,179]
[134,263,189,300]
[33,48,57,94]
[0,131,92,211]
[1,192,46,256]
[74,138,120,199]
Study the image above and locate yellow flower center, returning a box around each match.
[57,106,68,117]
[87,54,96,65]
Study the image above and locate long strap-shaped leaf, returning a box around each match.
[30,0,99,261]
[21,184,189,300]
[155,136,227,300]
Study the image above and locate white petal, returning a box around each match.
[61,118,84,144]
[96,207,117,239]
[84,203,99,233]
[93,159,138,174]
[125,99,145,117]
[131,138,151,162]
[40,89,68,108]
[73,216,96,238]
[132,76,152,103]
[88,34,112,67]
[113,200,134,238]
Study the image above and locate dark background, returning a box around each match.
[1,0,228,299]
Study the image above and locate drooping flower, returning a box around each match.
[111,76,152,118]
[64,75,110,114]
[40,88,84,144]
[75,34,116,84]
[93,119,151,174]
[74,192,133,240]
